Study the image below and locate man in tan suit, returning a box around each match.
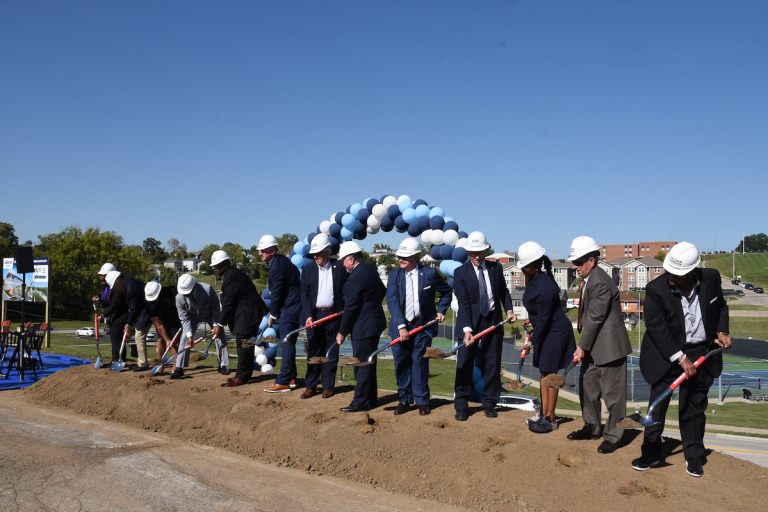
[566,236,632,454]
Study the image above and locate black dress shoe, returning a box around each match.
[455,411,468,421]
[567,424,600,440]
[394,403,409,416]
[218,366,231,375]
[169,368,184,379]
[484,408,498,418]
[419,405,431,416]
[132,364,149,372]
[340,405,368,413]
[597,440,620,454]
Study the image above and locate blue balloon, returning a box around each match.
[431,244,443,259]
[350,203,363,216]
[452,247,469,263]
[327,235,340,247]
[303,257,314,267]
[330,243,340,254]
[307,232,316,244]
[365,198,379,211]
[447,277,454,288]
[407,222,422,236]
[398,198,414,213]
[356,207,370,221]
[345,205,352,213]
[416,216,430,232]
[351,219,365,233]
[291,254,306,268]
[415,204,430,218]
[458,230,468,239]
[444,220,459,231]
[429,216,445,230]
[293,241,305,254]
[301,244,311,257]
[353,228,367,240]
[341,227,354,240]
[402,207,417,224]
[380,216,394,232]
[261,288,271,300]
[440,244,454,259]
[334,212,345,224]
[439,260,462,277]
[329,223,342,238]
[341,213,356,228]
[259,315,268,331]
[394,215,408,232]
[429,206,445,218]
[413,198,428,207]
[387,204,401,219]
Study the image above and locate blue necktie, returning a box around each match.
[478,266,490,316]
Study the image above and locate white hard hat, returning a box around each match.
[105,270,121,288]
[338,241,362,260]
[257,234,278,251]
[517,241,546,269]
[309,233,331,255]
[177,273,197,295]
[663,242,700,276]
[98,263,116,275]
[210,250,230,267]
[465,231,490,252]
[144,281,162,302]
[395,237,422,258]
[567,236,600,262]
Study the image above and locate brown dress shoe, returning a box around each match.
[300,388,318,399]
[394,403,409,415]
[224,377,248,387]
[419,405,431,416]
[264,383,291,393]
[321,389,334,398]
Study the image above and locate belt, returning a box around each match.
[316,307,336,312]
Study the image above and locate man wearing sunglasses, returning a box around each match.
[566,236,632,455]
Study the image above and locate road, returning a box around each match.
[662,430,768,468]
[0,393,461,512]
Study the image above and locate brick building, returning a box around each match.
[600,241,676,261]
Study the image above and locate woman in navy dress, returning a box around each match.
[518,241,576,433]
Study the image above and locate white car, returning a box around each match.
[75,327,95,337]
[497,394,540,412]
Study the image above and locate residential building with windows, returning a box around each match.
[600,241,676,261]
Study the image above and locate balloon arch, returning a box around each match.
[287,194,472,280]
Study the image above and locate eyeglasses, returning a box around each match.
[397,256,410,261]
[572,258,588,267]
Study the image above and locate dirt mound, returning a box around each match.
[24,365,767,511]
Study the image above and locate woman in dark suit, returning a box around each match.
[518,241,576,433]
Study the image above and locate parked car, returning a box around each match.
[75,327,94,337]
[497,394,540,412]
[754,287,764,294]
[731,279,740,285]
[744,283,754,290]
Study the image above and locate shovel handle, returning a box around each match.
[668,347,724,390]
[307,311,342,328]
[465,318,510,348]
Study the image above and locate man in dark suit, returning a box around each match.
[102,270,146,367]
[453,231,515,421]
[566,236,632,454]
[212,250,268,387]
[386,237,452,416]
[258,234,302,393]
[632,242,731,477]
[300,234,347,399]
[335,241,387,413]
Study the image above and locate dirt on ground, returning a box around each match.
[23,364,767,511]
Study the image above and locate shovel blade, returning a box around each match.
[307,357,329,365]
[94,356,102,369]
[150,363,163,376]
[111,360,126,372]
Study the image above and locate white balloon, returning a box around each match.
[330,212,338,223]
[319,220,331,235]
[367,225,380,234]
[455,238,468,248]
[253,346,264,356]
[397,194,412,203]
[420,229,433,244]
[260,363,274,373]
[367,215,381,229]
[256,354,268,366]
[371,203,387,220]
[431,230,445,245]
[382,195,397,208]
[443,229,459,246]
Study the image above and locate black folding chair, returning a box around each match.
[0,322,35,380]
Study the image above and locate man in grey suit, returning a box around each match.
[566,236,632,454]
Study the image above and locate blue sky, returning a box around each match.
[1,1,765,259]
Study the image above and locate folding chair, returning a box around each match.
[0,320,12,367]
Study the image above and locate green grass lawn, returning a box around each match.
[703,252,768,288]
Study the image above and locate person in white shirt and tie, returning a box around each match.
[386,238,452,416]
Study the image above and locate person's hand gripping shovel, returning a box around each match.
[424,317,513,359]
[149,328,183,376]
[503,327,533,391]
[341,318,440,367]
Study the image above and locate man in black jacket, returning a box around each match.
[211,250,268,387]
[632,242,731,478]
[335,241,387,412]
[102,270,145,366]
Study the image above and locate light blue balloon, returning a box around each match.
[259,315,268,331]
[402,207,417,224]
[429,206,445,218]
[293,241,305,254]
[444,216,454,223]
[291,254,306,268]
[398,198,413,213]
[350,203,363,216]
[439,260,462,277]
[415,204,430,218]
[340,226,354,240]
[341,213,356,228]
[262,327,278,340]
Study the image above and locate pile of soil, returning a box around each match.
[24,365,766,511]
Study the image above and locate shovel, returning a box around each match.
[503,343,531,391]
[307,342,339,365]
[150,334,209,376]
[280,312,342,343]
[110,330,130,372]
[620,347,724,429]
[93,303,103,369]
[192,336,216,362]
[424,318,512,359]
[341,319,441,367]
[149,328,183,376]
